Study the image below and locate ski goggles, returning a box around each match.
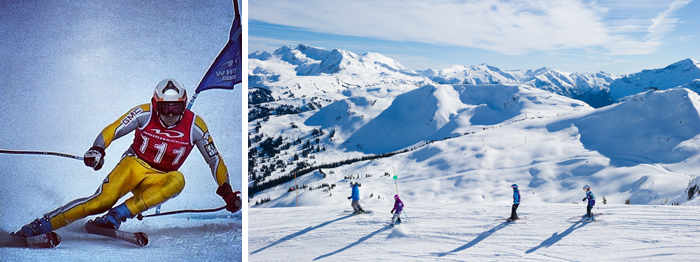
[156,101,186,116]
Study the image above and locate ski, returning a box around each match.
[570,219,602,223]
[496,216,526,221]
[84,222,148,247]
[389,221,403,227]
[570,213,602,219]
[3,232,61,248]
[343,210,373,214]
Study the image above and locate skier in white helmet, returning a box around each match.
[13,78,241,238]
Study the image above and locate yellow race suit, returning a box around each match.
[44,103,229,230]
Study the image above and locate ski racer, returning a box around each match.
[13,79,242,238]
[390,194,404,226]
[348,181,364,214]
[508,184,520,222]
[582,185,596,220]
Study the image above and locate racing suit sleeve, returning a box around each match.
[92,104,151,149]
[191,115,230,186]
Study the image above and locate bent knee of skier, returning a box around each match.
[129,172,185,213]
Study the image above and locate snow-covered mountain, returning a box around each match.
[248,43,700,213]
[249,44,623,110]
[419,64,618,108]
[249,83,700,204]
[609,58,700,100]
[249,44,426,101]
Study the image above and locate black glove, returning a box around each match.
[582,198,587,202]
[391,211,394,214]
[348,197,351,200]
[83,146,105,171]
[216,183,241,213]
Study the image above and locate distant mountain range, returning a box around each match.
[249,44,699,108]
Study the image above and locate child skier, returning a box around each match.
[348,181,364,214]
[508,184,520,222]
[582,185,596,220]
[390,195,404,227]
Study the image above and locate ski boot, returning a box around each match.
[87,203,132,230]
[13,217,53,237]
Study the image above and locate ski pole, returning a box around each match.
[360,199,371,209]
[0,149,84,161]
[402,210,410,223]
[135,205,227,220]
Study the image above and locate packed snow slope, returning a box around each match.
[1,213,241,262]
[249,203,700,261]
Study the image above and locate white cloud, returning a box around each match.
[250,0,693,56]
[647,0,692,36]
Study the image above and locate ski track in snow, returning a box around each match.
[249,204,700,261]
[0,213,242,262]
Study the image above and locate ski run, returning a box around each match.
[0,213,242,261]
[249,203,700,261]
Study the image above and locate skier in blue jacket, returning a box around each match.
[508,184,521,222]
[347,181,364,214]
[582,185,596,220]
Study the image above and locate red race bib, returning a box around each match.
[133,110,195,171]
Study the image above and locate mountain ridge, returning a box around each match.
[250,44,697,108]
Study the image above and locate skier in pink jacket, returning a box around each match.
[390,195,404,227]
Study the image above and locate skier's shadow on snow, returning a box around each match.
[525,221,587,254]
[251,214,355,255]
[435,222,510,257]
[313,226,391,261]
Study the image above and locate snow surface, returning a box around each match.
[0,1,242,261]
[249,203,700,261]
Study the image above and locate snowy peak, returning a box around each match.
[419,64,519,85]
[248,50,273,60]
[259,44,416,76]
[665,58,700,71]
[422,65,615,101]
[554,88,700,165]
[609,58,700,100]
[334,83,590,154]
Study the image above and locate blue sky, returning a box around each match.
[248,0,699,75]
